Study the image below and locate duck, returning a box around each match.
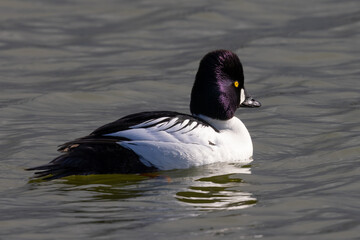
[27,50,261,180]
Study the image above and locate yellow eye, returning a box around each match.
[234,81,239,88]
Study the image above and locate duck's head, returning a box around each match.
[190,50,261,120]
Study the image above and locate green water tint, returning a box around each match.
[28,173,153,201]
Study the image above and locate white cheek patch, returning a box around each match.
[240,88,246,104]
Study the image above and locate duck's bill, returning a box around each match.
[240,96,261,108]
[240,89,261,108]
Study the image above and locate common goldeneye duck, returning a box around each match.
[27,50,261,180]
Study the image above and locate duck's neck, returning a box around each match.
[194,114,244,132]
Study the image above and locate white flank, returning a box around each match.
[104,115,253,170]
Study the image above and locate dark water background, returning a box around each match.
[1,0,359,239]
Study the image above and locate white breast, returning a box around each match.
[105,115,253,170]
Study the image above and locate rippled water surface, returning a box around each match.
[1,0,359,239]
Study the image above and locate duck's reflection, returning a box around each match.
[28,162,256,210]
[28,174,151,201]
[175,163,256,210]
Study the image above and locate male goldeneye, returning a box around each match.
[27,50,261,180]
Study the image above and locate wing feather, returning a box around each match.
[56,111,219,171]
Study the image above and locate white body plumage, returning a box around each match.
[105,114,253,170]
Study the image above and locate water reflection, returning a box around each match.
[27,163,256,211]
[29,173,151,201]
[175,163,256,210]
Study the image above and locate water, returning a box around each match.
[1,0,359,239]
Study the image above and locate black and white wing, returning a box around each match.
[92,111,220,170]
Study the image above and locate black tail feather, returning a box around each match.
[26,164,61,171]
[27,143,156,180]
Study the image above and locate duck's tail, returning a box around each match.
[26,143,156,180]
